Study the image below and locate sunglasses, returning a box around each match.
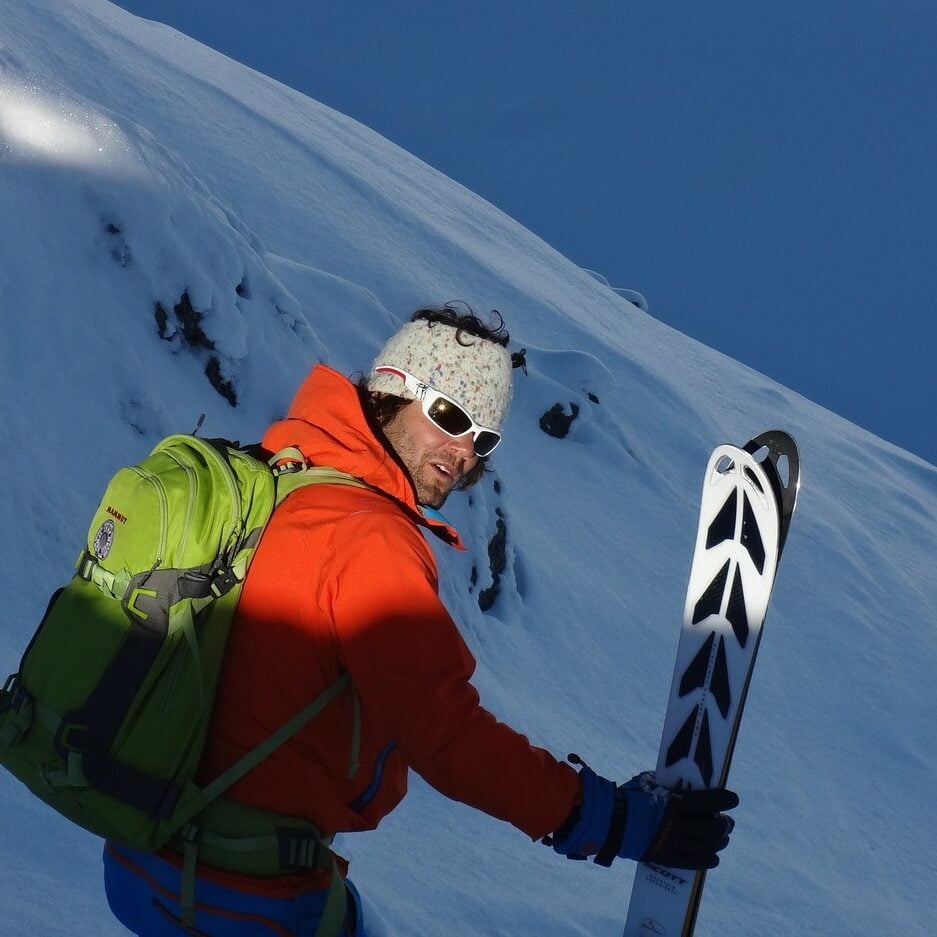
[374,365,502,457]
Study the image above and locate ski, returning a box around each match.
[623,430,800,937]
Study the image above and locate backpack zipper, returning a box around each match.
[129,466,168,567]
[196,440,243,558]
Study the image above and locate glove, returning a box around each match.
[545,755,739,870]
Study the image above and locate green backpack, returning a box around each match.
[0,433,366,932]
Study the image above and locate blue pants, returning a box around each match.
[103,842,364,936]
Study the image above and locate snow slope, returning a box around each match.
[1,1,935,934]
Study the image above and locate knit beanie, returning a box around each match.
[368,318,513,431]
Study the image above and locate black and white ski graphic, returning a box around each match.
[623,430,800,937]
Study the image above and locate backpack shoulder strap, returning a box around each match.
[268,448,372,506]
[173,672,355,832]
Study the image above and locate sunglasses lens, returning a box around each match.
[474,431,501,458]
[427,397,472,436]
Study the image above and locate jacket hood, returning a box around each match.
[262,364,463,549]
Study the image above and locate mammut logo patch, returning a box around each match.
[106,505,128,524]
[93,520,116,559]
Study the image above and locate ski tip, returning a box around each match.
[743,429,799,463]
[742,429,801,548]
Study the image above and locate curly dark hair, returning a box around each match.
[356,303,511,490]
[410,302,510,347]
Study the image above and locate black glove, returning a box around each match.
[637,783,738,869]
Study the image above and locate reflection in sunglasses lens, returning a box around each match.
[428,398,472,436]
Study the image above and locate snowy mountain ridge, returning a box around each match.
[1,1,935,934]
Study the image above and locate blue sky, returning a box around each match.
[114,0,937,465]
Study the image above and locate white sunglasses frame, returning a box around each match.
[374,365,502,456]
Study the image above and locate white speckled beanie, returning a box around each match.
[368,318,513,431]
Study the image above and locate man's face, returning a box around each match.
[382,400,479,508]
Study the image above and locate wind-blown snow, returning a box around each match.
[1,1,935,934]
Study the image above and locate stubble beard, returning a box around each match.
[413,452,460,508]
[392,436,461,508]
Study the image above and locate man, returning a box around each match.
[103,306,737,935]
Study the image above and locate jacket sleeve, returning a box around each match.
[321,509,579,840]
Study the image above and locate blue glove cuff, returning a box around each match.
[550,761,616,858]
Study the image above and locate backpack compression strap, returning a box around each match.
[270,449,375,507]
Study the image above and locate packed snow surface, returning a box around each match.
[1,1,935,934]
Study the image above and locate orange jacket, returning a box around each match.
[198,365,579,856]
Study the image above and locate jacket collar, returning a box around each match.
[262,364,464,549]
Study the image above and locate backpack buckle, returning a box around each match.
[1,674,16,711]
[210,566,240,597]
[9,681,32,715]
[75,549,97,581]
[0,681,35,749]
[273,460,305,476]
[177,822,202,846]
[277,827,325,872]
